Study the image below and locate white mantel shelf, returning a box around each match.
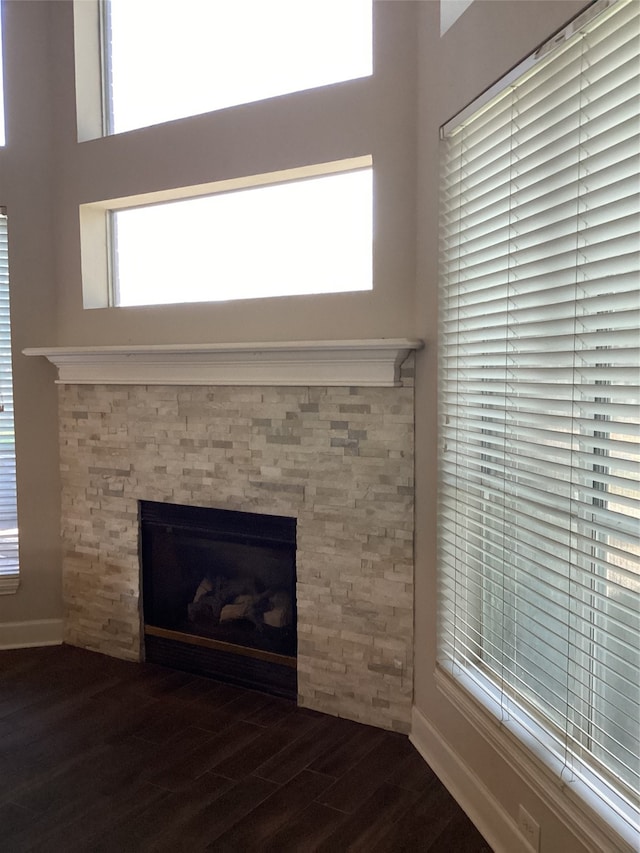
[23,339,423,387]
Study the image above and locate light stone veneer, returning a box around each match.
[58,362,415,732]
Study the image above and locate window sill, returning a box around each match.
[435,664,639,853]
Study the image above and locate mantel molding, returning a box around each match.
[23,339,423,387]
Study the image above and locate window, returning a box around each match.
[438,0,639,845]
[103,0,372,135]
[108,163,372,307]
[0,211,19,593]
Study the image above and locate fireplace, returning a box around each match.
[141,500,297,698]
[40,340,419,732]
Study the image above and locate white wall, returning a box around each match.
[0,0,62,642]
[0,0,419,642]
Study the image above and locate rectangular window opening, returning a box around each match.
[102,0,372,135]
[110,165,373,308]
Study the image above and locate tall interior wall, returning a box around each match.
[0,0,418,640]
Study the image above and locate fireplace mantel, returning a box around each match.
[23,339,423,387]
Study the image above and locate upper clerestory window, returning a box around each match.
[102,0,372,135]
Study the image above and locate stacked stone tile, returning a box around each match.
[58,364,414,732]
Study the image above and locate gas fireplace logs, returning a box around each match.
[188,575,292,631]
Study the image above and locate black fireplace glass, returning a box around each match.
[140,501,297,659]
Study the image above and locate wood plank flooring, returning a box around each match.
[0,645,492,852]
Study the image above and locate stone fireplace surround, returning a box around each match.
[26,340,421,733]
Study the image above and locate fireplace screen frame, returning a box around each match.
[140,500,297,698]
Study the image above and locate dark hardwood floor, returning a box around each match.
[0,645,492,852]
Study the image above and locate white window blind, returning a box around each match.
[438,0,639,844]
[0,212,18,593]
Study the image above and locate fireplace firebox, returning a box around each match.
[140,500,297,698]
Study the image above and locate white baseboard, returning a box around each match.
[410,704,529,853]
[0,619,64,649]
